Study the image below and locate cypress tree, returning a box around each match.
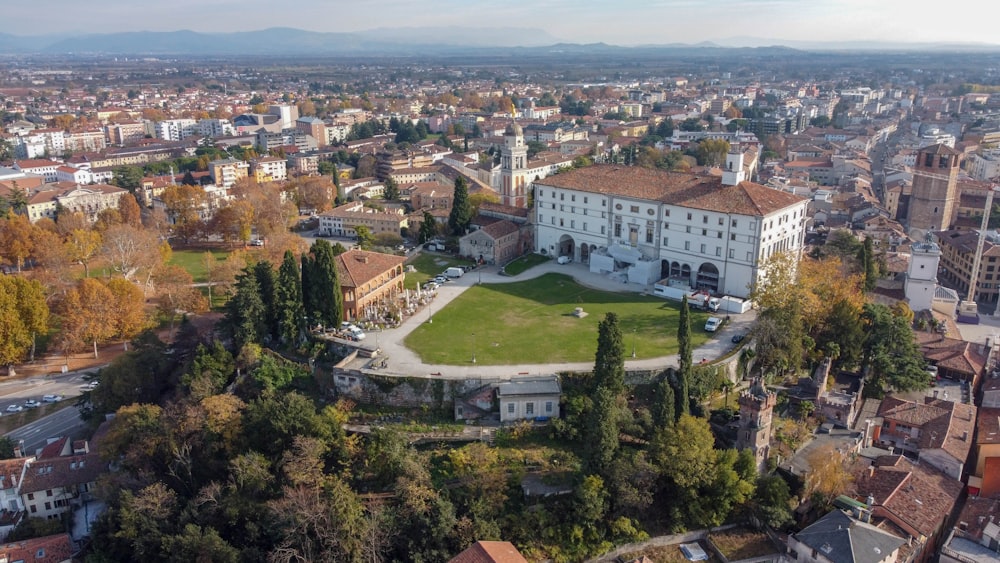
[654,375,676,428]
[225,268,266,351]
[593,312,625,397]
[862,237,877,292]
[448,176,472,235]
[300,253,315,324]
[308,240,343,328]
[676,296,692,417]
[253,260,278,341]
[277,250,305,346]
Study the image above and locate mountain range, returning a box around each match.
[0,27,997,56]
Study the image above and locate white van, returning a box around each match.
[444,267,464,278]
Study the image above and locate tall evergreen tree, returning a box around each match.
[225,268,266,351]
[861,237,877,292]
[419,211,437,244]
[593,312,625,397]
[584,386,620,475]
[253,260,278,341]
[448,176,472,235]
[303,240,343,328]
[383,177,399,201]
[676,297,693,417]
[276,250,305,346]
[300,253,315,325]
[653,375,676,429]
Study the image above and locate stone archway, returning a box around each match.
[680,263,691,282]
[558,234,575,259]
[671,261,682,277]
[696,262,720,293]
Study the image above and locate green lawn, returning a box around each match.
[404,273,712,365]
[404,252,475,289]
[169,249,231,283]
[502,253,550,276]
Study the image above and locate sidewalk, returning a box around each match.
[373,259,755,380]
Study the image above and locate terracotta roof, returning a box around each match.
[537,165,806,216]
[37,437,69,460]
[917,398,976,462]
[951,496,1000,541]
[480,202,530,219]
[479,220,520,239]
[858,455,962,538]
[334,249,406,290]
[0,533,74,562]
[0,458,31,491]
[976,407,1000,445]
[15,159,61,169]
[916,333,988,378]
[20,453,103,494]
[920,143,960,156]
[449,541,529,563]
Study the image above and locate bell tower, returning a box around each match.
[500,122,529,208]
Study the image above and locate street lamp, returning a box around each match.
[631,328,637,358]
[472,333,477,364]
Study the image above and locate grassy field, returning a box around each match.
[502,253,550,276]
[404,252,475,289]
[404,273,711,365]
[169,249,231,283]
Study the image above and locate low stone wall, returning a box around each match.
[333,371,502,410]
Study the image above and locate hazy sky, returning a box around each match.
[6,0,998,46]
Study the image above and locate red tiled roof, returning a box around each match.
[479,220,519,239]
[0,533,74,562]
[449,541,529,563]
[0,458,31,491]
[21,453,103,494]
[858,455,962,538]
[537,165,805,216]
[976,407,1000,445]
[15,159,61,169]
[334,249,406,290]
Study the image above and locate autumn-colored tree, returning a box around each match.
[64,228,102,278]
[54,210,88,236]
[117,192,143,228]
[93,208,123,232]
[298,178,334,212]
[59,278,116,356]
[804,443,854,508]
[0,214,36,271]
[0,276,49,369]
[105,277,149,340]
[162,184,207,244]
[101,224,161,283]
[154,264,208,334]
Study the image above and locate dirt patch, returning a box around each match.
[709,528,778,561]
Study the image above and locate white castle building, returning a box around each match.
[533,151,809,299]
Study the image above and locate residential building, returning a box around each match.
[932,228,1000,305]
[939,497,1000,563]
[208,158,249,189]
[449,541,529,563]
[13,159,62,183]
[406,182,453,209]
[289,154,319,176]
[106,121,147,146]
[154,119,197,141]
[55,165,93,185]
[907,144,961,238]
[0,457,33,538]
[296,117,327,147]
[916,332,989,387]
[63,130,107,153]
[333,249,406,322]
[0,533,74,562]
[256,128,315,152]
[197,118,233,138]
[497,378,561,423]
[250,156,287,183]
[787,510,905,563]
[533,153,809,299]
[967,149,1000,182]
[855,455,962,563]
[873,396,976,480]
[20,443,102,521]
[318,201,408,238]
[968,407,1000,497]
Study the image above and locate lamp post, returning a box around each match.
[631,328,637,358]
[472,333,477,364]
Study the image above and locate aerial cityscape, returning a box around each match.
[0,12,1000,563]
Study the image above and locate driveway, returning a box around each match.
[372,258,755,380]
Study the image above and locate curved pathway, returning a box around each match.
[370,256,755,380]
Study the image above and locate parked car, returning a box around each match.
[250,239,265,246]
[23,399,40,409]
[6,405,22,413]
[731,333,746,344]
[433,276,449,284]
[704,317,723,332]
[42,394,63,403]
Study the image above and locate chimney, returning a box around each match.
[962,431,969,441]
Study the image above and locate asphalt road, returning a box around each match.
[0,368,99,455]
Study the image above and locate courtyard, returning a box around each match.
[403,273,713,365]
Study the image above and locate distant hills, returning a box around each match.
[0,27,996,56]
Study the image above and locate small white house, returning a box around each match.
[497,378,561,423]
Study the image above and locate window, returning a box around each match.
[550,217,555,225]
[702,229,707,236]
[717,231,722,239]
[602,199,606,207]
[601,226,606,234]
[615,203,623,210]
[732,219,737,227]
[46,490,52,497]
[560,204,564,211]
[716,247,721,256]
[614,223,621,237]
[731,233,736,241]
[686,226,691,233]
[729,249,735,258]
[559,218,564,227]
[685,241,690,250]
[507,403,515,414]
[571,195,576,202]
[584,197,588,204]
[545,401,553,413]
[583,222,587,231]
[539,214,544,223]
[526,403,534,415]
[646,230,653,243]
[570,220,575,229]
[687,213,692,220]
[718,217,724,225]
[631,205,639,213]
[30,506,36,513]
[750,221,756,232]
[703,215,708,224]
[663,237,669,246]
[539,190,544,197]
[664,222,669,229]
[44,502,51,510]
[664,209,670,217]
[27,493,34,501]
[560,193,564,200]
[700,244,706,253]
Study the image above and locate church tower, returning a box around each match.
[722,146,746,186]
[906,143,960,239]
[500,122,529,208]
[736,377,777,473]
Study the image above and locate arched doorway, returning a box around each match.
[558,234,575,259]
[671,261,682,277]
[696,263,720,293]
[680,264,691,282]
[581,243,592,263]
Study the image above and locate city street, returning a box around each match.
[5,406,87,456]
[0,368,97,455]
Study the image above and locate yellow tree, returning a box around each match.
[65,228,103,278]
[0,276,49,371]
[105,277,149,340]
[154,264,208,334]
[804,443,854,508]
[117,192,143,228]
[162,184,206,244]
[0,215,36,271]
[59,278,116,357]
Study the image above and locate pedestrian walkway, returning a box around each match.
[372,258,755,380]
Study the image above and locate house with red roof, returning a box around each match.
[334,249,406,322]
[873,396,976,480]
[0,533,74,562]
[449,540,528,563]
